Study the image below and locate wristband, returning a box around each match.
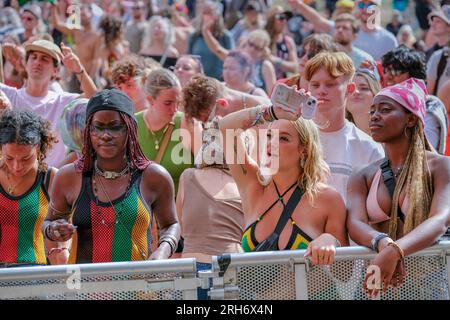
[371,233,389,253]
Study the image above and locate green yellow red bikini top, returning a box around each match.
[241,181,313,252]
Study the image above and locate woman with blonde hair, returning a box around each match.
[219,95,348,264]
[347,78,450,297]
[346,68,381,135]
[242,30,277,94]
[140,15,179,69]
[265,5,299,79]
[396,24,417,49]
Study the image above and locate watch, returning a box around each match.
[371,233,389,252]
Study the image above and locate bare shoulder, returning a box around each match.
[313,184,346,219]
[427,152,450,175]
[142,163,175,192]
[55,163,80,180]
[315,184,345,207]
[51,164,83,203]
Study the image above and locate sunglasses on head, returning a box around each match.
[275,14,287,21]
[357,1,378,10]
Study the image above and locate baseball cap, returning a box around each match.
[21,3,42,19]
[245,0,263,12]
[86,89,136,123]
[336,0,355,9]
[24,39,63,64]
[428,5,450,25]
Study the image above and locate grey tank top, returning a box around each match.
[181,169,245,256]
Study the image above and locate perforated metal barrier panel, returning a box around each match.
[211,242,450,300]
[306,256,449,300]
[237,264,297,300]
[0,259,198,300]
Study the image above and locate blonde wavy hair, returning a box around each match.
[290,118,330,203]
[389,122,433,239]
[141,16,175,51]
[245,29,272,60]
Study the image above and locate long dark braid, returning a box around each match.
[74,113,150,173]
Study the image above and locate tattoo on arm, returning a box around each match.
[233,140,247,175]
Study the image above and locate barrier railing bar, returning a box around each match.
[211,242,450,268]
[0,258,197,281]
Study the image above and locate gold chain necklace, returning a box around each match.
[5,169,33,195]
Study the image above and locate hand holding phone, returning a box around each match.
[271,83,317,120]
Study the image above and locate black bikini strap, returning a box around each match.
[272,186,305,237]
[260,181,298,218]
[380,159,405,222]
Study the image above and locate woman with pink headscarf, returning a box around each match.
[347,78,450,298]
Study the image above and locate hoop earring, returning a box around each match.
[256,168,272,187]
[404,126,409,138]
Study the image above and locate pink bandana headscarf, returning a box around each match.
[374,78,427,125]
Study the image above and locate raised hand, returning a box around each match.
[271,84,315,121]
[60,42,83,74]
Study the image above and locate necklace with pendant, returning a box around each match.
[149,123,170,151]
[92,172,132,227]
[143,110,172,151]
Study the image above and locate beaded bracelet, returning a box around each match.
[387,242,405,260]
[251,106,266,127]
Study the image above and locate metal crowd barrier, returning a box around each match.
[0,242,449,300]
[209,241,450,300]
[0,258,199,300]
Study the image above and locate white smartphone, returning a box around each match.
[271,83,317,120]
